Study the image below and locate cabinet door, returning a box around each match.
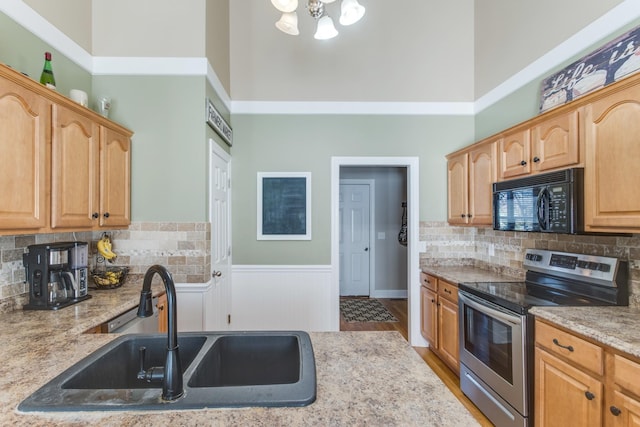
[499,129,531,180]
[611,390,640,427]
[51,104,99,228]
[100,127,131,227]
[583,83,640,232]
[0,79,49,230]
[468,141,496,225]
[420,286,438,348]
[535,348,603,427]
[157,293,168,333]
[438,297,459,374]
[447,152,469,224]
[531,110,579,172]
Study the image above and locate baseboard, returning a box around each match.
[371,289,408,299]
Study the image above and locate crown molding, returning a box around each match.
[230,101,474,115]
[474,0,640,113]
[4,0,639,116]
[0,0,93,71]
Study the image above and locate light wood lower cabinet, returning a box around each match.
[420,272,459,374]
[157,293,168,333]
[535,319,640,427]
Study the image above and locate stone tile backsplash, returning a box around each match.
[420,221,640,308]
[0,222,210,313]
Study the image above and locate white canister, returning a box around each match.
[69,89,88,107]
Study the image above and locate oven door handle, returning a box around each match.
[459,291,522,326]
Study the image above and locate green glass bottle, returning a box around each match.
[39,52,56,89]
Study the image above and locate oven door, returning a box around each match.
[458,291,528,416]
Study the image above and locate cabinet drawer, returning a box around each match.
[421,272,437,292]
[614,354,640,397]
[535,320,603,375]
[438,280,458,304]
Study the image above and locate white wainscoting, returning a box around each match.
[175,282,212,332]
[231,265,334,332]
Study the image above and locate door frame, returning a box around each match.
[339,179,375,297]
[208,139,232,330]
[331,157,427,346]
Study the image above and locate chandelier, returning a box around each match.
[271,0,366,40]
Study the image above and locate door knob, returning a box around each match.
[212,270,222,277]
[364,248,369,251]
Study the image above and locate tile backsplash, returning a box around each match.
[0,222,210,313]
[420,221,640,307]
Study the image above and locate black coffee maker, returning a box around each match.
[23,242,91,310]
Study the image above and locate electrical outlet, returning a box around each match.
[488,243,495,256]
[378,232,386,240]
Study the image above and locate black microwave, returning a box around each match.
[493,168,583,234]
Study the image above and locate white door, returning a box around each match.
[339,183,371,296]
[209,141,231,330]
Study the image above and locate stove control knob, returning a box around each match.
[598,263,611,272]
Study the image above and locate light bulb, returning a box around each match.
[314,15,338,40]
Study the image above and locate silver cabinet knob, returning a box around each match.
[212,271,222,277]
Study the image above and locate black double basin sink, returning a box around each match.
[18,331,316,411]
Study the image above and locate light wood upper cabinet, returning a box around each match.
[0,64,133,235]
[583,82,640,233]
[447,152,468,224]
[100,126,131,228]
[51,103,100,229]
[0,76,49,231]
[498,110,581,181]
[499,129,531,179]
[531,110,580,173]
[447,140,496,226]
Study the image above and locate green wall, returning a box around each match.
[92,75,211,222]
[230,114,475,265]
[0,12,91,99]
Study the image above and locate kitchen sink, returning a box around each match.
[18,331,316,411]
[63,335,206,390]
[188,334,301,388]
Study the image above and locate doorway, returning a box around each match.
[339,180,374,296]
[331,156,426,347]
[208,139,231,331]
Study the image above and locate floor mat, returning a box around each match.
[340,298,399,323]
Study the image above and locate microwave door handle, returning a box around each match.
[536,188,549,230]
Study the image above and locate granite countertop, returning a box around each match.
[531,306,640,359]
[421,265,522,285]
[0,282,480,426]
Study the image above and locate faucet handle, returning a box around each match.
[137,346,147,380]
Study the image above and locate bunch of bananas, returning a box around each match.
[97,234,117,262]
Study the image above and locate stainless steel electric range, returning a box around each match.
[457,248,629,427]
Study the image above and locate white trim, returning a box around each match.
[232,265,332,273]
[331,157,426,346]
[339,179,376,297]
[91,56,207,76]
[4,0,639,116]
[371,289,408,299]
[207,62,232,112]
[474,0,640,113]
[0,0,93,72]
[231,101,474,115]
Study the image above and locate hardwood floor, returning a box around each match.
[340,297,493,426]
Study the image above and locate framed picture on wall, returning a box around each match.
[257,172,311,240]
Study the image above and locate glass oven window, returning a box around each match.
[463,304,514,384]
